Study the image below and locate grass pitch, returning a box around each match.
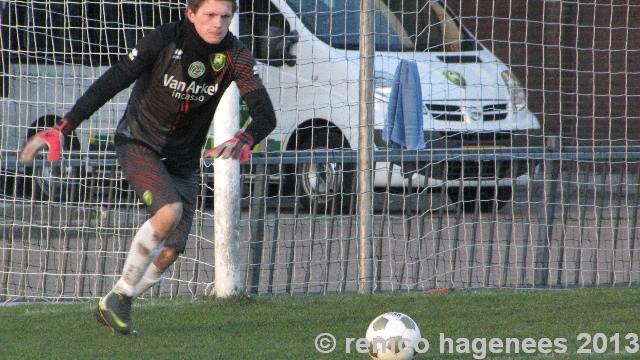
[1,287,639,359]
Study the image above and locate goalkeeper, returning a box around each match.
[18,0,276,335]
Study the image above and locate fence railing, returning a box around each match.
[2,142,640,301]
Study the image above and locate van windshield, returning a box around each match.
[285,0,473,51]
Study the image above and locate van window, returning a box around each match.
[239,0,292,61]
[285,0,473,52]
[1,0,184,67]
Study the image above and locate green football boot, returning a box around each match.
[95,291,134,335]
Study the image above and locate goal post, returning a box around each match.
[212,83,242,298]
[212,5,242,298]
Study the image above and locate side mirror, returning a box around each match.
[259,27,298,67]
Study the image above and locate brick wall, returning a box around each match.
[447,0,640,145]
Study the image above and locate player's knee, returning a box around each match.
[163,202,183,227]
[151,202,183,236]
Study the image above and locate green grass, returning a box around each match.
[1,287,640,359]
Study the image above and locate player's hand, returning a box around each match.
[204,131,255,163]
[18,127,64,163]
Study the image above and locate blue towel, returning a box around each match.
[383,60,425,150]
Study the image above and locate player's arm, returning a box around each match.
[19,29,163,163]
[205,88,276,163]
[232,47,277,144]
[62,29,164,133]
[241,87,277,145]
[206,46,276,163]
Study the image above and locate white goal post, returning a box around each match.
[212,8,242,298]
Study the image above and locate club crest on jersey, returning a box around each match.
[211,53,227,72]
[128,48,138,61]
[172,49,183,59]
[188,61,205,78]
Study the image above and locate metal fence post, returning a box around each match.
[535,136,561,287]
[247,141,268,294]
[358,0,375,294]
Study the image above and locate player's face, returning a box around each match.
[187,0,234,45]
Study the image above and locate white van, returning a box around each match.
[0,0,541,212]
[239,0,541,212]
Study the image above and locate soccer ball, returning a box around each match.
[365,312,421,359]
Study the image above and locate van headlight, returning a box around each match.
[501,70,526,111]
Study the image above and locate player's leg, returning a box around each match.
[96,140,183,334]
[131,246,178,296]
[132,169,199,296]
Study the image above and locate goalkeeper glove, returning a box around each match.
[204,131,254,163]
[18,123,66,163]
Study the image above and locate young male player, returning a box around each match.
[18,0,276,334]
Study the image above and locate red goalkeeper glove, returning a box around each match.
[18,124,65,163]
[204,131,254,163]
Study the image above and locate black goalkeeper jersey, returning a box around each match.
[61,19,276,168]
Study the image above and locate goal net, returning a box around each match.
[1,0,639,302]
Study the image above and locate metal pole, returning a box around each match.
[247,140,267,294]
[535,136,561,287]
[358,0,375,294]
[213,7,241,297]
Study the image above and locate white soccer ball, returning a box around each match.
[365,312,421,359]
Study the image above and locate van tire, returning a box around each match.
[447,186,511,213]
[26,116,85,202]
[295,131,354,214]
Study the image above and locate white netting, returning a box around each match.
[1,0,639,302]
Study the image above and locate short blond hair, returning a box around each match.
[186,0,238,14]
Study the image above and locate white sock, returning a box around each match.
[113,220,164,297]
[131,262,164,296]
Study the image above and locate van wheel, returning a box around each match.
[26,115,85,202]
[295,131,354,214]
[447,186,511,213]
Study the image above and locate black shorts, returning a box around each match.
[115,139,199,253]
